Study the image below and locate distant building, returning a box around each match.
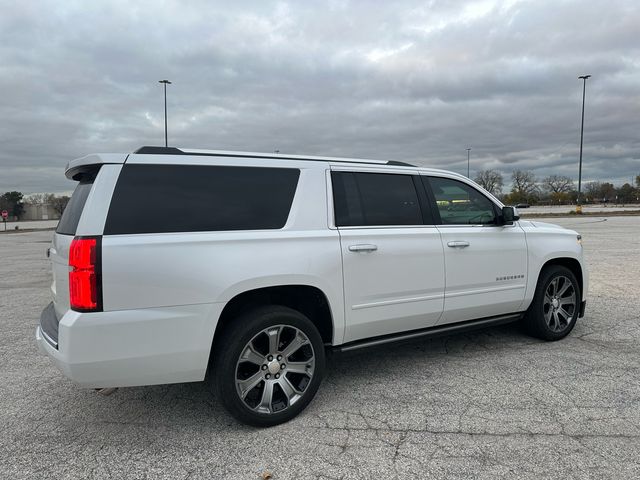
[22,202,60,221]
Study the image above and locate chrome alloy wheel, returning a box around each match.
[543,275,577,332]
[235,325,315,414]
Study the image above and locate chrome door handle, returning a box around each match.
[447,241,470,248]
[348,244,378,252]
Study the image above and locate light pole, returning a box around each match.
[466,148,471,177]
[577,75,591,210]
[158,79,172,147]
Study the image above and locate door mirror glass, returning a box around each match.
[501,206,520,224]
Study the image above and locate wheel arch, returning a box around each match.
[539,257,584,295]
[209,284,335,368]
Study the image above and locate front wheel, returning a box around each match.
[523,265,581,341]
[213,306,325,427]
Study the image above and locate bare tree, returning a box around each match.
[474,170,503,195]
[600,182,616,202]
[542,175,574,194]
[25,193,53,205]
[50,195,70,216]
[510,170,538,203]
[584,181,602,202]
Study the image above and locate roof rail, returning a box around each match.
[133,146,416,167]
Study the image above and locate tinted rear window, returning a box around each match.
[56,178,94,235]
[332,171,422,226]
[104,164,300,235]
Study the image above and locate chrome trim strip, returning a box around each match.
[352,293,444,310]
[352,285,525,310]
[445,284,526,298]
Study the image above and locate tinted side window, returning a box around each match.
[104,165,300,234]
[332,172,422,226]
[56,177,95,235]
[427,176,497,225]
[332,171,363,227]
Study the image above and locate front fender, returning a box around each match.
[522,228,587,308]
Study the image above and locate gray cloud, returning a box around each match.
[1,0,639,193]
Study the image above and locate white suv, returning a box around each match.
[37,146,587,426]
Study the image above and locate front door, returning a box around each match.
[424,175,528,324]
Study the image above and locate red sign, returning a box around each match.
[1,210,8,219]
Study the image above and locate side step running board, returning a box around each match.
[335,313,524,353]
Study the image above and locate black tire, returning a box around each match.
[523,265,581,341]
[213,305,325,427]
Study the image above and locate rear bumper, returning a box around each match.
[36,302,224,388]
[39,302,59,349]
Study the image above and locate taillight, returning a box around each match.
[69,236,102,312]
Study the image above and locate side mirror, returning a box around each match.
[500,206,520,225]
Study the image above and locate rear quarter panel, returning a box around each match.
[99,163,345,345]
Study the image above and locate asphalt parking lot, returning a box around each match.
[1,217,639,479]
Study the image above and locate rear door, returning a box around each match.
[331,168,445,343]
[423,175,528,324]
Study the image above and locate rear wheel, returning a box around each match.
[213,306,325,427]
[524,265,580,341]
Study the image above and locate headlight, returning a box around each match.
[577,234,582,245]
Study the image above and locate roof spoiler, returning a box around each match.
[65,153,128,180]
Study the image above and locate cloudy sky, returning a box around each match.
[1,0,638,193]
